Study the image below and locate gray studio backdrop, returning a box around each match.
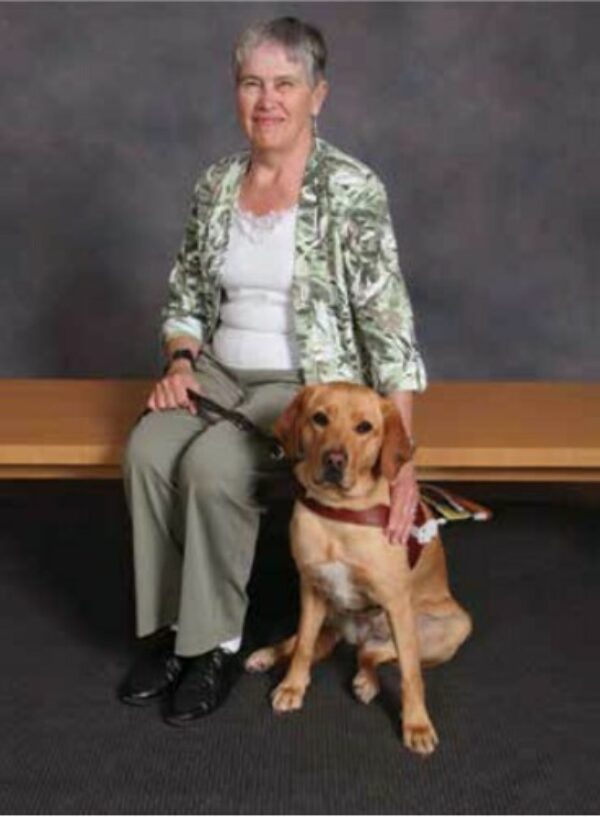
[1,2,598,379]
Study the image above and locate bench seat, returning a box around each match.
[0,380,598,481]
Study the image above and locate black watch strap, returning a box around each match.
[169,348,197,370]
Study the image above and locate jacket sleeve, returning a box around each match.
[160,169,216,345]
[341,175,428,394]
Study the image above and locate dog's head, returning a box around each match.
[274,382,413,495]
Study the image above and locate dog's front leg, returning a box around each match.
[385,599,439,755]
[271,578,328,714]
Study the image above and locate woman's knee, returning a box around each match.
[177,427,253,498]
[122,413,176,479]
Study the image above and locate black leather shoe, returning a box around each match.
[163,647,241,725]
[118,628,182,706]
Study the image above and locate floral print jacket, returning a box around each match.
[161,137,427,394]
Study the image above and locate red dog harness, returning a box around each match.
[298,494,435,569]
[298,484,492,570]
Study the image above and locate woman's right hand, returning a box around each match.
[146,364,202,415]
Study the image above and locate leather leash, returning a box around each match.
[186,389,285,461]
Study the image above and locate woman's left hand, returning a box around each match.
[385,460,419,546]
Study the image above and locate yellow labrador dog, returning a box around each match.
[246,382,473,756]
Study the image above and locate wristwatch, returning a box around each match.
[168,348,198,370]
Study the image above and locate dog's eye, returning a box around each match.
[312,411,329,427]
[355,421,373,435]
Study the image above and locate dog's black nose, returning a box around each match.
[322,449,347,483]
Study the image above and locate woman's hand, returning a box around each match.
[146,363,202,415]
[385,460,419,547]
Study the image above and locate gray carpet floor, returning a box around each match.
[0,482,598,814]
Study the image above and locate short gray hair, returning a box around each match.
[232,17,327,88]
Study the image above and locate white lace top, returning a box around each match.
[212,200,301,370]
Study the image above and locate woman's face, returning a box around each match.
[236,41,327,153]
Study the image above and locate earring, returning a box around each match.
[312,115,319,138]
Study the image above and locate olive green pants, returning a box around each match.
[122,351,301,657]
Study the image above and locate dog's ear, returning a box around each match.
[273,388,310,461]
[377,398,414,481]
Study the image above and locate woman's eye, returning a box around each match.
[312,412,329,427]
[355,421,373,434]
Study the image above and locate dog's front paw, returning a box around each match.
[271,682,306,713]
[352,669,380,704]
[244,647,277,673]
[403,717,439,756]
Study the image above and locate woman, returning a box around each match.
[119,16,427,725]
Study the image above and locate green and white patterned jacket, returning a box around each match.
[161,137,428,394]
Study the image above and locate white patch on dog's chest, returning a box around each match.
[308,561,369,611]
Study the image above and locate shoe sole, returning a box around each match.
[118,688,169,707]
[162,705,219,726]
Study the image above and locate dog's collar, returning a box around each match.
[296,487,430,569]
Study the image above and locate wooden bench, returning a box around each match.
[0,380,598,482]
